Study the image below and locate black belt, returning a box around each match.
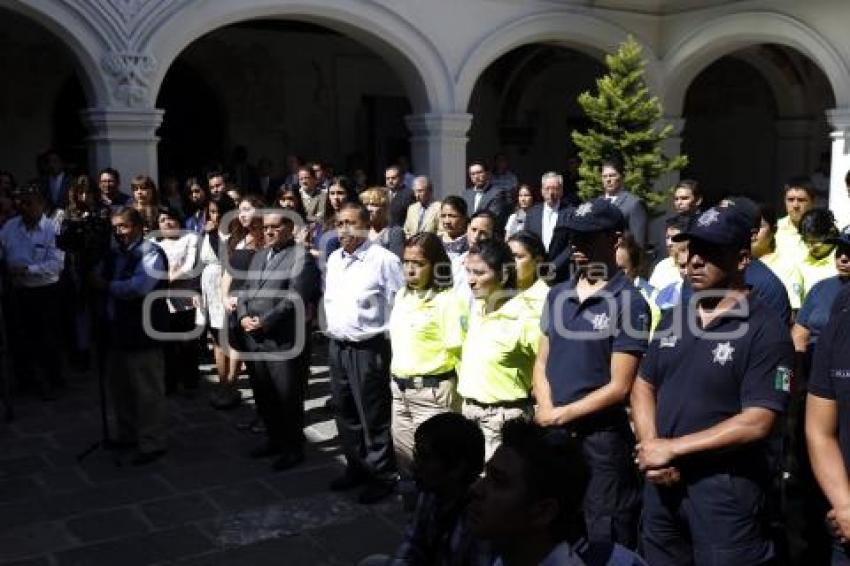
[392,370,456,391]
[464,397,531,410]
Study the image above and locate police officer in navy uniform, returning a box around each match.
[632,205,794,565]
[534,198,649,548]
[807,282,850,564]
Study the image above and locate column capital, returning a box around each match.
[826,107,850,134]
[81,107,164,142]
[405,113,473,138]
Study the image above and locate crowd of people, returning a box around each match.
[2,148,850,565]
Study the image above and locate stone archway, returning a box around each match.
[0,6,95,180]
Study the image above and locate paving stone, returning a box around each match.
[157,459,270,491]
[0,456,47,480]
[0,477,42,503]
[261,463,343,499]
[0,521,74,562]
[206,481,280,513]
[140,493,219,529]
[0,499,48,531]
[0,436,55,459]
[310,517,404,565]
[54,525,213,566]
[0,557,52,566]
[174,535,326,566]
[48,476,174,518]
[65,507,150,543]
[35,467,91,493]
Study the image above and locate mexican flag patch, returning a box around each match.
[774,366,792,392]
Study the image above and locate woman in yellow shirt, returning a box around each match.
[458,236,547,459]
[389,232,468,476]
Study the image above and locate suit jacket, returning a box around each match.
[525,201,574,284]
[389,186,416,228]
[610,190,648,248]
[236,241,320,350]
[40,172,72,210]
[463,184,511,226]
[403,201,441,237]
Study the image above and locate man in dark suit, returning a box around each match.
[238,210,320,471]
[525,171,575,283]
[386,165,415,228]
[39,150,72,210]
[464,160,511,227]
[601,158,648,248]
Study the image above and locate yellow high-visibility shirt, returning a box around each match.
[800,250,837,300]
[457,279,548,403]
[648,257,680,291]
[389,287,468,377]
[775,216,808,264]
[760,250,805,309]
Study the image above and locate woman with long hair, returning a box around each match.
[130,174,160,234]
[195,194,241,409]
[275,185,310,245]
[312,176,357,260]
[438,195,469,258]
[184,177,209,234]
[504,184,539,238]
[389,232,467,476]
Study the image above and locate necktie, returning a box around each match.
[417,205,425,230]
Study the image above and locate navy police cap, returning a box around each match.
[672,205,752,249]
[563,198,626,234]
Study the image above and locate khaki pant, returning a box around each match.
[108,347,167,454]
[461,400,531,461]
[391,377,459,477]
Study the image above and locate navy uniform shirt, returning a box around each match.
[797,276,850,348]
[808,284,850,468]
[745,258,791,326]
[640,294,793,473]
[542,270,649,415]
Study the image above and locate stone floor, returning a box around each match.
[0,336,405,565]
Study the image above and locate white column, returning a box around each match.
[82,107,164,190]
[656,116,686,191]
[774,118,814,192]
[827,108,850,230]
[405,113,473,199]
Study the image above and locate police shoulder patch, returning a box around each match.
[774,366,792,393]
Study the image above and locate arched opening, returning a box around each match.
[0,8,89,181]
[467,44,605,187]
[156,20,412,186]
[681,44,835,208]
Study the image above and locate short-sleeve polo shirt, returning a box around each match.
[797,276,849,348]
[800,250,837,300]
[457,279,548,403]
[639,295,793,470]
[389,287,468,377]
[542,270,650,407]
[808,287,850,469]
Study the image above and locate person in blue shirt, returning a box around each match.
[793,228,850,357]
[631,205,794,565]
[534,198,649,548]
[807,284,850,565]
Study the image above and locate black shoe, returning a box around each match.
[329,472,366,491]
[131,449,166,466]
[248,444,279,459]
[358,481,395,504]
[272,450,305,471]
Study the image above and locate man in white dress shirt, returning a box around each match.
[0,187,65,399]
[323,202,405,504]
